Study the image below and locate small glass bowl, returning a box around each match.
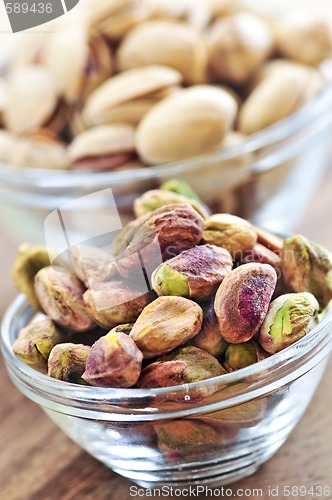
[1,295,332,489]
[1,85,332,244]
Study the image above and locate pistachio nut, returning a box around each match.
[117,20,208,84]
[149,0,212,31]
[13,319,63,368]
[259,292,319,354]
[68,244,115,287]
[83,280,156,330]
[274,13,332,65]
[192,299,228,357]
[43,28,113,104]
[87,0,152,41]
[254,226,283,253]
[83,65,182,127]
[83,331,143,387]
[130,296,203,358]
[48,343,91,383]
[281,235,332,309]
[203,213,257,258]
[4,66,60,135]
[136,85,238,164]
[214,263,277,343]
[243,243,282,272]
[207,12,273,85]
[138,346,226,390]
[155,419,221,460]
[160,179,202,203]
[152,244,233,300]
[238,63,322,135]
[109,323,134,335]
[34,266,96,333]
[10,130,69,170]
[224,340,269,372]
[133,189,209,219]
[114,203,204,279]
[113,211,153,257]
[12,243,53,311]
[68,124,136,172]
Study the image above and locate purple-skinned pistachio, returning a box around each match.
[48,343,91,383]
[82,331,143,387]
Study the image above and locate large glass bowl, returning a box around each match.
[1,295,331,489]
[1,85,332,244]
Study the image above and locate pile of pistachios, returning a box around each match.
[12,181,332,389]
[0,0,331,171]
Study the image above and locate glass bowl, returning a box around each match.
[1,295,331,489]
[1,84,332,244]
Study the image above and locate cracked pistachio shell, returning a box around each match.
[13,319,63,368]
[12,243,53,311]
[83,281,156,330]
[152,244,233,300]
[136,85,237,164]
[133,189,209,219]
[130,296,203,359]
[238,64,322,135]
[214,263,277,343]
[34,266,95,333]
[203,214,257,258]
[117,21,208,83]
[281,235,332,309]
[192,299,228,357]
[83,65,182,127]
[10,130,69,170]
[83,331,143,387]
[48,343,91,383]
[87,0,152,41]
[259,293,319,354]
[4,66,59,134]
[224,340,268,373]
[207,12,273,85]
[138,346,226,389]
[43,29,113,104]
[274,13,332,65]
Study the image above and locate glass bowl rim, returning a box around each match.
[1,83,332,189]
[2,294,332,405]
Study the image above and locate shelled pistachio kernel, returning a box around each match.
[152,244,232,300]
[259,292,319,354]
[48,343,91,383]
[13,318,63,368]
[82,331,143,387]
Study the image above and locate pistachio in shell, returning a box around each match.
[117,20,208,84]
[83,331,143,387]
[281,235,332,309]
[224,340,269,373]
[83,65,182,127]
[12,243,53,311]
[136,85,238,164]
[13,319,64,369]
[48,343,91,384]
[160,179,202,203]
[259,292,319,354]
[207,12,273,85]
[214,263,277,343]
[68,244,115,287]
[152,244,233,300]
[150,0,212,31]
[130,296,203,359]
[34,266,96,333]
[68,124,136,172]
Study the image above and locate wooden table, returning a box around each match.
[1,172,332,500]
